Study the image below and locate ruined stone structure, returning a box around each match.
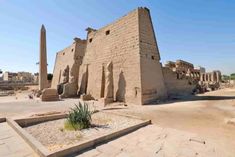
[51,8,222,104]
[195,66,206,73]
[163,60,201,97]
[165,60,200,80]
[2,71,37,83]
[164,59,222,94]
[200,71,221,83]
[162,67,196,97]
[199,71,221,91]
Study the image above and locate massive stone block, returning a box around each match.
[41,88,59,101]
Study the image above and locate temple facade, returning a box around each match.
[50,7,222,104]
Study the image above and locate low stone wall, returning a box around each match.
[163,68,196,97]
[15,114,67,127]
[7,113,150,157]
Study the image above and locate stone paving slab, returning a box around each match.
[0,122,38,157]
[77,124,228,157]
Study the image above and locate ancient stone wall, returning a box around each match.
[78,7,167,105]
[51,39,86,90]
[163,67,196,97]
[138,8,168,104]
[78,8,142,105]
[51,7,224,104]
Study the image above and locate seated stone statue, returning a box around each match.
[62,65,69,84]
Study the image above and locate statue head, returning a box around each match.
[107,61,113,71]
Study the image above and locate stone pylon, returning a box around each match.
[39,24,48,90]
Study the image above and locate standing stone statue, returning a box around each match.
[78,64,89,96]
[62,65,69,84]
[69,57,79,84]
[104,61,114,103]
[39,24,48,90]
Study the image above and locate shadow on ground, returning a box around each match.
[148,95,235,106]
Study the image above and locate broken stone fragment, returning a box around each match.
[225,118,235,125]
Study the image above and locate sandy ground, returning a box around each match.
[111,88,235,156]
[0,88,235,155]
[0,91,33,103]
[0,85,38,103]
[77,124,228,157]
[24,112,142,151]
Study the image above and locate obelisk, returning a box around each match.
[39,24,48,90]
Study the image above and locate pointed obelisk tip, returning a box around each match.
[41,24,46,31]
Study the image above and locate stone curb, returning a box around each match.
[7,118,51,157]
[0,117,6,123]
[15,114,68,127]
[7,113,151,157]
[47,119,151,157]
[102,111,147,121]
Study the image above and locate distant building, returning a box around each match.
[17,72,34,82]
[195,66,206,73]
[33,73,39,84]
[3,72,17,81]
[2,71,38,83]
[165,60,200,80]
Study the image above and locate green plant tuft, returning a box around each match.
[65,101,94,131]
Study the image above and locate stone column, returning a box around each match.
[206,73,209,82]
[200,73,204,81]
[211,72,215,82]
[214,71,217,82]
[39,25,48,90]
[216,71,221,82]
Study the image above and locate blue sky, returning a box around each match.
[0,0,234,75]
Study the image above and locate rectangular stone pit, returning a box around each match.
[7,112,150,157]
